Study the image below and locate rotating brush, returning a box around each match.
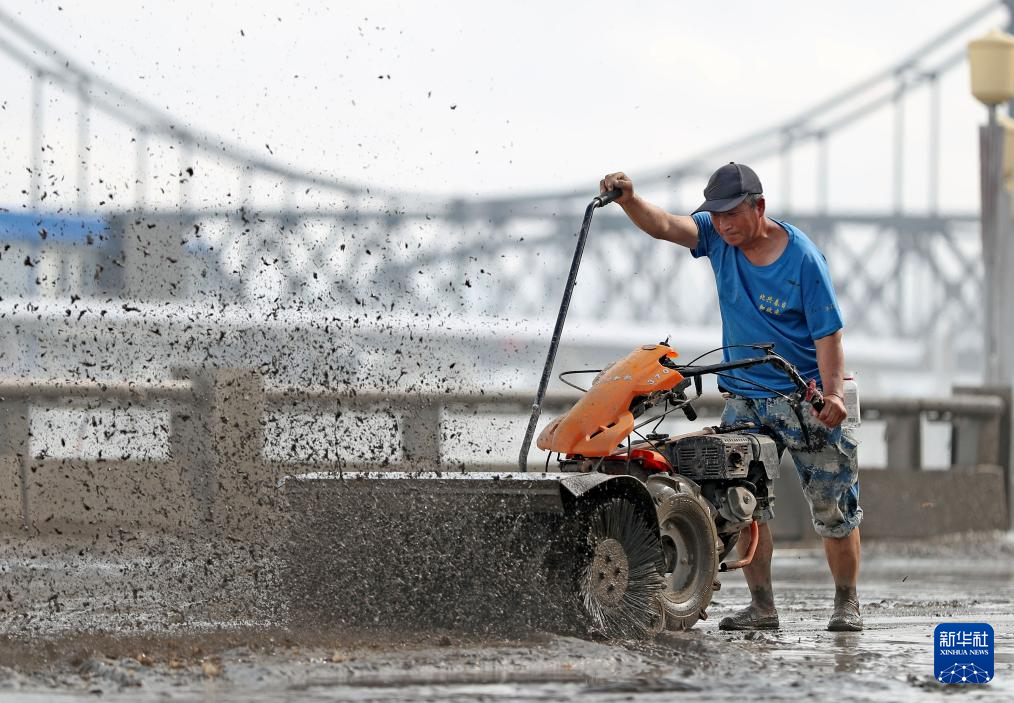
[579,497,666,639]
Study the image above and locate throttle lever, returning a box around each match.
[673,390,698,422]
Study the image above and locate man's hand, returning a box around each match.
[600,172,635,205]
[813,392,847,429]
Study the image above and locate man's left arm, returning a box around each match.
[813,329,847,428]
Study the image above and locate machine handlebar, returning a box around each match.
[667,350,825,411]
[593,188,623,207]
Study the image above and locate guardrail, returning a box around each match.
[0,370,1009,535]
[279,388,1009,472]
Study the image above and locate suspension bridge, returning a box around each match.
[0,3,1011,540]
[0,2,1009,394]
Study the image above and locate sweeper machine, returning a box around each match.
[284,190,825,638]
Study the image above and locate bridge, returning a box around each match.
[0,4,1012,538]
[0,3,1006,377]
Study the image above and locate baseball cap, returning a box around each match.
[692,162,763,214]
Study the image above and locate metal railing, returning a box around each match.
[0,371,1009,533]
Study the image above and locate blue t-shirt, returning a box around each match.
[690,212,843,398]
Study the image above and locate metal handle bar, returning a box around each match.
[667,351,825,411]
[518,189,622,471]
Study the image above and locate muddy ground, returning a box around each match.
[1,532,1012,702]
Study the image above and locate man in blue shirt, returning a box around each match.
[601,163,862,632]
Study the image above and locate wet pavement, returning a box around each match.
[1,533,1012,701]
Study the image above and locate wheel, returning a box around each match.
[655,492,720,630]
[550,496,666,639]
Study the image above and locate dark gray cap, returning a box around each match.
[692,162,763,214]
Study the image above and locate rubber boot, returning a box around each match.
[827,586,863,632]
[718,605,779,631]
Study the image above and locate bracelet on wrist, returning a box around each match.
[824,392,844,401]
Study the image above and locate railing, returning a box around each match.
[0,371,1009,534]
[0,208,985,347]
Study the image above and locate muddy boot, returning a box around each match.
[827,586,863,632]
[718,605,779,631]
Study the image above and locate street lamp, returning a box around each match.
[968,29,1014,197]
[970,30,1014,206]
[969,28,1014,532]
[969,29,1014,119]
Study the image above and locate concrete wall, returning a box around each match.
[2,369,283,540]
[2,375,1009,541]
[769,464,1008,543]
[860,469,1007,538]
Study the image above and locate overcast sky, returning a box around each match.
[0,0,1008,213]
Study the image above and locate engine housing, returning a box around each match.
[664,432,779,481]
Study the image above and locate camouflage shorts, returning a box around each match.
[721,396,862,539]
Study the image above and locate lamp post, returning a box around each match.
[969,29,1014,384]
[969,27,1014,530]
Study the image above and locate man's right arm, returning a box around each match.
[601,172,699,249]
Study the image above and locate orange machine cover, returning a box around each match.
[537,345,684,456]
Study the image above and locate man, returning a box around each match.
[600,163,862,632]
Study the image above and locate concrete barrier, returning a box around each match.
[859,468,1007,539]
[0,376,1008,539]
[1,371,279,538]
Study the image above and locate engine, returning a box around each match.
[663,432,780,541]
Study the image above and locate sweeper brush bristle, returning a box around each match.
[579,497,665,639]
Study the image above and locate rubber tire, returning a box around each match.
[655,492,719,631]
